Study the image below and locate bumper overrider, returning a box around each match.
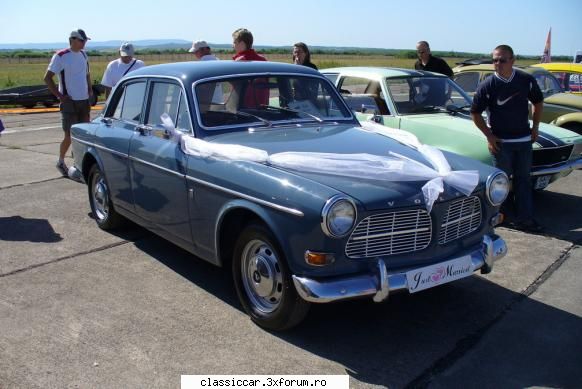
[292,234,507,303]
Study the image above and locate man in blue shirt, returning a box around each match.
[470,44,544,232]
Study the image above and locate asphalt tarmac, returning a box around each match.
[0,110,581,389]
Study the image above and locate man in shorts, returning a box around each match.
[44,29,93,176]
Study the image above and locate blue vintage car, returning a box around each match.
[70,61,508,330]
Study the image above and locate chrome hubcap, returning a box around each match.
[92,174,109,221]
[241,239,283,313]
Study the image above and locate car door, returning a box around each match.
[95,79,147,212]
[129,79,193,245]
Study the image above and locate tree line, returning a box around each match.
[0,48,572,61]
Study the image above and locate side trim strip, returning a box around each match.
[72,137,304,217]
[186,175,304,217]
[72,136,128,158]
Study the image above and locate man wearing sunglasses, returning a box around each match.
[470,45,544,233]
[44,29,93,177]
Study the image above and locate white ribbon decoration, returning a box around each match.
[160,114,478,212]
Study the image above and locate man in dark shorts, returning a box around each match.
[44,29,93,176]
[470,44,544,232]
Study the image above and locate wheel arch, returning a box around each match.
[215,200,287,269]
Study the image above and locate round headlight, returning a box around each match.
[487,171,509,206]
[321,196,357,238]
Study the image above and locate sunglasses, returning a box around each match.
[492,57,510,64]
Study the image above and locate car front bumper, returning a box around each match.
[531,157,582,176]
[292,234,507,303]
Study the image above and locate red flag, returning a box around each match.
[541,28,551,63]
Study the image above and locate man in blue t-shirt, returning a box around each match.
[470,44,544,232]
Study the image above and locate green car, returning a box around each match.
[453,63,582,135]
[322,67,582,190]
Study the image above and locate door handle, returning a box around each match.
[136,125,151,136]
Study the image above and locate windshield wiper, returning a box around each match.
[234,110,272,127]
[445,104,471,114]
[260,104,324,123]
[410,105,446,113]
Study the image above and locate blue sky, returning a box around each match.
[2,0,581,56]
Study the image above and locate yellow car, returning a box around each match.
[532,63,582,95]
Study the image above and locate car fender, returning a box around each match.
[551,112,582,129]
[214,198,291,267]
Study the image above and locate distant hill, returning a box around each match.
[0,39,192,50]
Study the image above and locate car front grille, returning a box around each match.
[532,145,573,167]
[438,196,482,245]
[345,209,432,259]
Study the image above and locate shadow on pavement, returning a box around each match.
[0,215,62,243]
[533,190,582,244]
[124,229,582,388]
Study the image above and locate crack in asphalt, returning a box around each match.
[0,241,132,278]
[0,176,67,190]
[405,243,577,389]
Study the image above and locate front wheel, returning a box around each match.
[232,224,310,331]
[88,164,124,230]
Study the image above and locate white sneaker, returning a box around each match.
[56,161,68,177]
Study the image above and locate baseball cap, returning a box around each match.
[188,40,209,53]
[119,42,135,57]
[70,29,90,41]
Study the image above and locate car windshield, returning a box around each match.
[385,77,472,115]
[194,75,353,130]
[532,71,564,97]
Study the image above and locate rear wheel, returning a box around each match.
[88,164,124,230]
[232,223,310,330]
[43,101,55,108]
[22,103,36,109]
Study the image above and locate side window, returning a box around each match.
[322,73,338,85]
[339,76,370,95]
[175,94,193,132]
[146,82,182,127]
[111,81,147,122]
[454,72,480,93]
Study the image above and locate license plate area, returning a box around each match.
[406,255,473,293]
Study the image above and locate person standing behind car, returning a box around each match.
[101,42,145,99]
[292,42,317,70]
[44,29,92,177]
[414,41,453,77]
[232,28,267,61]
[470,44,544,232]
[189,40,219,61]
[231,28,267,107]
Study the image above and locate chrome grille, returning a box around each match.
[439,196,482,245]
[346,209,432,259]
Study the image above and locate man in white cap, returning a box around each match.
[101,42,145,98]
[44,28,93,176]
[189,40,219,61]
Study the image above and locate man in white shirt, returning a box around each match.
[44,28,93,176]
[101,42,145,98]
[189,40,219,61]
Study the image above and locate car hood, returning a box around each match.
[204,123,491,210]
[400,112,577,154]
[545,92,582,110]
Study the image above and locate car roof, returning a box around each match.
[126,60,322,83]
[453,64,552,76]
[321,66,448,79]
[532,63,582,72]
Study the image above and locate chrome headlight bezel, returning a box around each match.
[321,195,357,239]
[486,171,509,206]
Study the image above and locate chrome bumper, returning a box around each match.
[530,157,582,176]
[292,234,507,303]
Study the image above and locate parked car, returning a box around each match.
[453,64,582,134]
[0,83,104,109]
[70,61,510,330]
[532,62,582,95]
[322,67,582,191]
